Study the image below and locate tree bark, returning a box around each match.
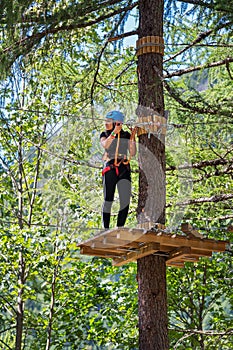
[137,1,168,349]
[138,255,168,350]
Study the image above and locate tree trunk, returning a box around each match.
[16,136,25,350]
[137,255,168,350]
[137,0,168,349]
[16,251,25,350]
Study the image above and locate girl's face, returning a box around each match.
[105,118,113,130]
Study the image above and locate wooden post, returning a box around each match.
[137,0,169,349]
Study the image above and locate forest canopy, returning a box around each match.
[0,0,232,349]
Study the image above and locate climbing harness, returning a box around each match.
[102,163,120,176]
[114,132,130,166]
[102,132,131,177]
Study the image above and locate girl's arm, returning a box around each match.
[129,127,137,157]
[100,124,122,149]
[100,134,114,149]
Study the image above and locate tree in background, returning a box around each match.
[0,0,232,349]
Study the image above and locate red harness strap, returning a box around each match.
[102,132,131,177]
[102,164,119,176]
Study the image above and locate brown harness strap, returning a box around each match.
[114,132,130,167]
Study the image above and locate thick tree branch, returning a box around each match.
[216,214,233,221]
[172,326,233,350]
[164,57,233,79]
[171,326,233,336]
[155,70,218,115]
[6,0,131,25]
[108,29,138,41]
[192,167,233,183]
[2,2,137,55]
[167,158,232,171]
[167,193,233,207]
[177,0,233,13]
[154,66,232,117]
[164,21,232,64]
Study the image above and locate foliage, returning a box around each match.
[167,255,233,349]
[0,0,232,349]
[0,224,138,349]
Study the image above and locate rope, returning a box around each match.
[114,132,121,167]
[114,131,131,167]
[1,106,232,130]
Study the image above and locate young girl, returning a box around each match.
[100,110,137,229]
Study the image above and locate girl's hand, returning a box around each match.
[114,123,122,134]
[130,127,137,140]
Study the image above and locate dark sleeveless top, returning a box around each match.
[100,129,130,159]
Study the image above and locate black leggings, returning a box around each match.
[102,163,131,229]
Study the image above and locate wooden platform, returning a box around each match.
[78,227,228,267]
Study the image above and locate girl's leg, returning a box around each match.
[117,174,131,227]
[102,170,117,228]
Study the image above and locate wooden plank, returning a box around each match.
[77,229,111,246]
[142,36,147,54]
[80,246,126,258]
[78,228,143,248]
[166,247,213,266]
[100,239,139,249]
[88,238,136,249]
[116,228,145,241]
[112,242,160,266]
[80,245,214,268]
[189,249,212,257]
[166,261,184,268]
[121,227,228,251]
[80,239,129,249]
[181,223,204,239]
[167,246,200,263]
[180,256,199,262]
[167,246,191,262]
[134,231,227,252]
[80,232,226,253]
[137,222,166,230]
[151,35,156,53]
[78,227,228,267]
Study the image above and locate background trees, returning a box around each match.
[0,0,232,349]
